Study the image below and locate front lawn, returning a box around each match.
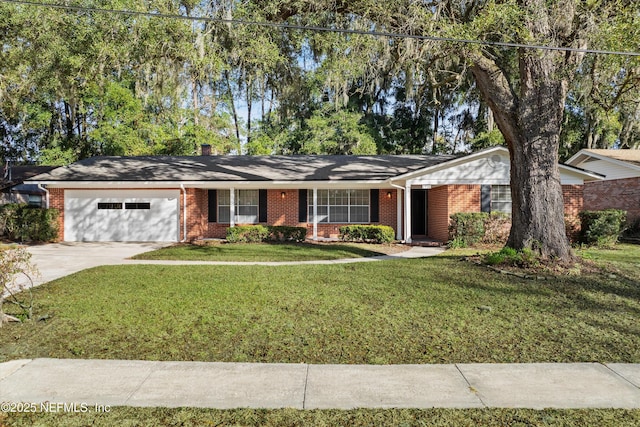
[3,407,640,427]
[577,243,640,282]
[2,246,640,364]
[131,242,400,262]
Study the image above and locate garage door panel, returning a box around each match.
[65,190,179,242]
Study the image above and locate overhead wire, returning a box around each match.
[1,0,640,57]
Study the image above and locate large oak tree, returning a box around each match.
[259,0,639,260]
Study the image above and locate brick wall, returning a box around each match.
[562,185,584,217]
[379,189,397,233]
[427,186,450,242]
[562,184,584,242]
[49,188,65,241]
[448,185,481,214]
[184,188,207,240]
[426,185,481,242]
[267,189,301,226]
[584,177,640,222]
[201,188,398,240]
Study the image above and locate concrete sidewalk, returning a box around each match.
[1,359,639,409]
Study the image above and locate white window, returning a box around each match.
[491,185,512,214]
[308,189,370,223]
[28,194,43,207]
[218,190,259,223]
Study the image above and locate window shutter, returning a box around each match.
[370,189,380,223]
[481,185,491,213]
[208,190,217,222]
[299,189,308,222]
[259,189,268,223]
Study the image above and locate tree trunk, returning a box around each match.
[463,0,588,262]
[470,49,574,260]
[224,70,241,147]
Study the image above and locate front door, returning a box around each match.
[411,189,428,237]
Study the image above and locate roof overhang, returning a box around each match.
[390,146,510,183]
[566,149,640,173]
[29,180,396,190]
[389,146,602,185]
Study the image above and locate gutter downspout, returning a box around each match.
[180,184,187,242]
[389,182,405,242]
[37,183,49,209]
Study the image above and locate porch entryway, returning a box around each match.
[411,189,428,238]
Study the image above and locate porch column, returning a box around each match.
[396,188,402,240]
[312,188,318,240]
[229,187,235,228]
[404,184,412,243]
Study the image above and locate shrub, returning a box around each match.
[0,204,21,238]
[226,225,308,243]
[268,226,307,242]
[1,246,38,325]
[447,236,467,249]
[448,213,489,247]
[226,225,270,243]
[482,212,511,245]
[579,209,627,247]
[0,204,59,242]
[622,216,640,239]
[339,225,395,244]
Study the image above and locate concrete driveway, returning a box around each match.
[19,242,166,288]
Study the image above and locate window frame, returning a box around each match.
[217,189,260,224]
[307,189,370,224]
[490,185,512,214]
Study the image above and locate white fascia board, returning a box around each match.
[558,164,604,182]
[391,146,509,182]
[388,147,601,186]
[30,180,391,190]
[566,150,640,173]
[565,150,591,166]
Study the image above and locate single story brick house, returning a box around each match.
[566,149,640,223]
[28,146,600,243]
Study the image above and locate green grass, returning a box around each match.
[131,242,392,262]
[577,244,640,281]
[3,407,640,427]
[3,245,640,364]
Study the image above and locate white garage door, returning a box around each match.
[65,189,180,242]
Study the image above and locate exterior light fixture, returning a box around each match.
[281,192,286,199]
[386,191,393,199]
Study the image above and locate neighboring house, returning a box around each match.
[1,165,58,207]
[27,146,600,243]
[566,149,640,223]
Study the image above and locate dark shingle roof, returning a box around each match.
[28,155,461,182]
[1,165,58,190]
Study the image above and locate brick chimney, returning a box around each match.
[201,144,212,156]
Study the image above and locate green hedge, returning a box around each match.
[226,225,270,243]
[0,203,59,242]
[268,226,307,242]
[339,225,395,244]
[579,209,627,246]
[448,212,510,248]
[226,225,308,243]
[449,212,488,247]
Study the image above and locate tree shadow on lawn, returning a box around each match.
[424,254,640,320]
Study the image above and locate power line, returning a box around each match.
[2,0,640,57]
